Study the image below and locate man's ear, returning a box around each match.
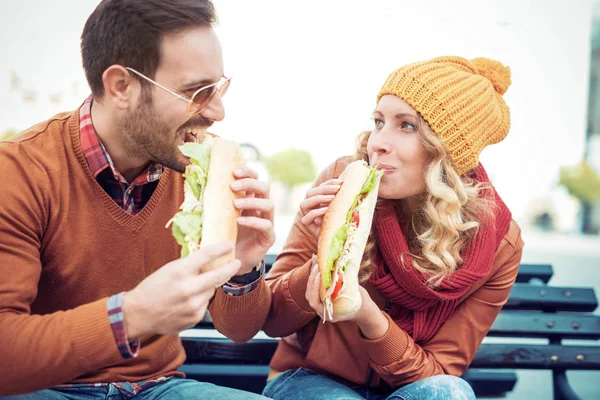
[102,65,137,110]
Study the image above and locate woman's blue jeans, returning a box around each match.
[262,368,475,400]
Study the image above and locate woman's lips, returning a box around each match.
[377,164,396,174]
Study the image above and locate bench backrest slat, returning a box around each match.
[504,284,598,312]
[488,311,600,339]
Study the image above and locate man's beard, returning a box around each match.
[117,89,210,173]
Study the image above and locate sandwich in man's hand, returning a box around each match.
[167,134,245,272]
[317,160,383,321]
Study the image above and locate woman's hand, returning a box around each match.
[304,258,387,340]
[299,179,343,241]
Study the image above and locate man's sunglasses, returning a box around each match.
[126,67,231,116]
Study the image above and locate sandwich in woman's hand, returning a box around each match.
[318,160,383,321]
[167,134,245,272]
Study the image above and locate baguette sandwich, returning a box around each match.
[167,134,245,272]
[318,160,383,321]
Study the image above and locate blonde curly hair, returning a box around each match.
[356,114,496,286]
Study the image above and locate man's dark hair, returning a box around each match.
[81,0,217,98]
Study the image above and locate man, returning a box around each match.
[0,0,274,398]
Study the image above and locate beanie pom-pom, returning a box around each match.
[471,57,511,95]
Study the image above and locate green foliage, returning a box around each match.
[265,148,317,188]
[0,130,18,141]
[558,160,600,204]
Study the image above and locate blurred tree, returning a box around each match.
[1,130,18,141]
[9,71,22,92]
[266,149,317,213]
[559,161,600,204]
[558,160,600,234]
[266,149,316,187]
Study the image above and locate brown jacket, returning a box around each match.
[264,156,524,389]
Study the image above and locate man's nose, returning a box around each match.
[200,93,225,122]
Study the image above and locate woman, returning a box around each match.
[261,56,524,400]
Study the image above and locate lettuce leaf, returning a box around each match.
[322,225,347,288]
[179,142,210,172]
[345,168,383,224]
[171,211,203,258]
[179,142,211,201]
[360,168,383,195]
[170,142,211,258]
[323,167,383,288]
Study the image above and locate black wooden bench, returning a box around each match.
[179,256,600,399]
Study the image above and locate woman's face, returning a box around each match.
[367,95,429,200]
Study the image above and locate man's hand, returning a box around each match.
[231,166,276,275]
[122,242,242,339]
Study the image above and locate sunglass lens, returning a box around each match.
[188,87,216,115]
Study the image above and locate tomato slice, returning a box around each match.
[352,210,360,227]
[331,271,344,301]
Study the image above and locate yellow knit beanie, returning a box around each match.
[377,56,511,175]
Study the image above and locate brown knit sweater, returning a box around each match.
[0,110,270,396]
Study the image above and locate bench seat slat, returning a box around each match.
[182,338,277,364]
[183,337,600,370]
[471,344,600,369]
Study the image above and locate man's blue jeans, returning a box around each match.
[262,368,475,400]
[1,377,271,399]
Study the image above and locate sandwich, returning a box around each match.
[318,160,383,321]
[167,134,245,272]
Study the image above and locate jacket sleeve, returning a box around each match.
[0,144,125,396]
[361,223,524,387]
[263,158,349,338]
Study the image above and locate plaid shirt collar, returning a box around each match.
[79,95,163,186]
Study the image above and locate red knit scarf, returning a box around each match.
[369,164,512,343]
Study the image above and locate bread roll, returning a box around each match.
[200,138,246,272]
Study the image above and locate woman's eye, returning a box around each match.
[373,118,384,129]
[401,121,416,130]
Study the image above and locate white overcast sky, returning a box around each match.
[0,0,597,221]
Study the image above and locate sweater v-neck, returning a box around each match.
[68,111,172,233]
